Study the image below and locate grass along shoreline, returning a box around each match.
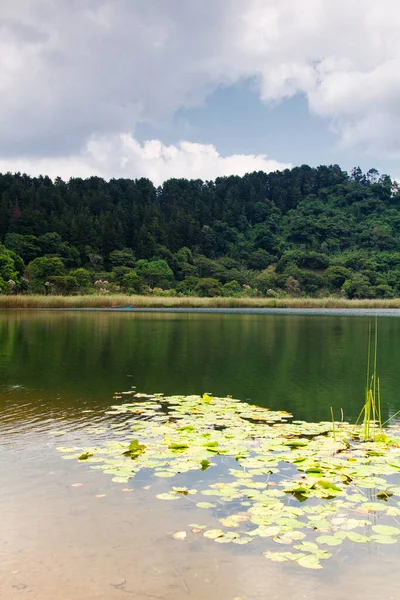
[1,294,400,309]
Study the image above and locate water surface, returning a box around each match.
[1,311,400,600]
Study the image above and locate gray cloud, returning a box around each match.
[0,0,245,157]
[1,0,400,177]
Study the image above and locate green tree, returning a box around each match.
[0,244,24,288]
[194,278,223,297]
[342,275,374,299]
[109,248,136,268]
[223,280,242,296]
[175,276,199,295]
[25,256,65,291]
[71,268,92,290]
[121,270,140,293]
[135,259,174,288]
[325,266,352,290]
[47,275,78,294]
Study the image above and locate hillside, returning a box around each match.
[0,165,399,298]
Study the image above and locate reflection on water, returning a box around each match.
[1,311,400,599]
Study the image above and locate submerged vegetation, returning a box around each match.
[56,391,400,570]
[3,165,400,299]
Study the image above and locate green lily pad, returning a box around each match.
[297,555,323,570]
[316,535,343,547]
[56,390,400,571]
[372,525,400,536]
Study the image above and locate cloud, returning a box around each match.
[0,134,290,184]
[1,0,400,170]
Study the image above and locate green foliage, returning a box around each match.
[247,249,275,270]
[108,248,136,268]
[285,276,301,296]
[194,278,223,297]
[342,274,374,299]
[47,275,78,294]
[325,266,352,290]
[175,276,200,295]
[5,233,40,262]
[222,280,242,296]
[175,246,193,264]
[135,259,174,289]
[0,247,20,284]
[1,165,400,297]
[71,268,92,290]
[111,266,132,284]
[0,276,8,294]
[121,270,140,293]
[25,256,65,283]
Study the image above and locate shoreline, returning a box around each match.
[1,294,400,311]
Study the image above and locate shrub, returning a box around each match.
[325,266,352,290]
[342,275,374,299]
[194,278,223,297]
[175,276,200,295]
[25,256,65,283]
[121,270,140,293]
[284,276,301,296]
[222,280,242,296]
[47,275,78,294]
[71,268,92,290]
[108,248,136,268]
[111,266,132,284]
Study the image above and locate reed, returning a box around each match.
[355,317,383,440]
[1,294,400,310]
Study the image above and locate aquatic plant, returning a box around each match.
[56,392,400,570]
[352,318,385,441]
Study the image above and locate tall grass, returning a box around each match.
[354,317,383,440]
[1,295,400,310]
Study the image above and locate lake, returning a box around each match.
[1,310,400,600]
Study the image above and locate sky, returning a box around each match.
[1,0,400,184]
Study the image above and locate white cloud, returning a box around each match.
[1,0,400,175]
[0,134,290,184]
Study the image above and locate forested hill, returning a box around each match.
[1,164,400,298]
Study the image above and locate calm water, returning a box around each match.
[1,311,400,600]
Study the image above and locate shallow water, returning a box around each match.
[1,311,400,599]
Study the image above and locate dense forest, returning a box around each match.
[0,164,400,298]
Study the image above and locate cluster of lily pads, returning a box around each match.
[56,392,400,570]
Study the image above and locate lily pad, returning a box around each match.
[56,391,400,571]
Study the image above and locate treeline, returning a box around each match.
[1,165,400,298]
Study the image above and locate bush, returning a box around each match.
[276,250,329,273]
[222,280,242,296]
[175,276,200,295]
[342,275,374,299]
[374,283,394,299]
[121,270,141,293]
[194,278,223,297]
[284,276,301,296]
[255,269,279,294]
[247,249,275,270]
[111,266,132,284]
[135,259,174,288]
[108,248,136,268]
[47,276,78,294]
[0,276,8,294]
[325,266,352,290]
[71,268,92,290]
[300,271,326,295]
[25,256,65,283]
